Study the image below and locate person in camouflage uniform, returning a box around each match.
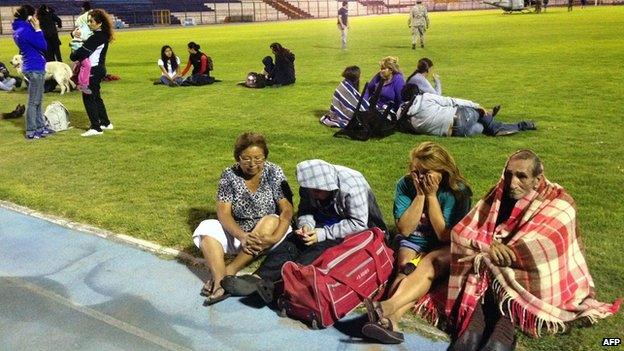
[408,0,429,49]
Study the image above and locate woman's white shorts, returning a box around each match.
[192,216,290,255]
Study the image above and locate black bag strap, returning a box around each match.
[367,76,384,109]
[353,81,369,113]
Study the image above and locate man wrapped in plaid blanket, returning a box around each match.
[440,150,621,350]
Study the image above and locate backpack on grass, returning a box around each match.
[333,80,397,141]
[243,72,268,89]
[44,101,71,131]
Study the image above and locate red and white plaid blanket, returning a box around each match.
[428,168,621,337]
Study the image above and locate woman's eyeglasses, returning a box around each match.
[239,156,265,165]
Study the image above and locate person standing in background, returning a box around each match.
[337,1,349,50]
[38,5,63,62]
[408,0,429,49]
[13,5,54,140]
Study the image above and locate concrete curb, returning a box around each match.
[0,200,205,267]
[0,200,450,341]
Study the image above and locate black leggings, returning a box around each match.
[83,66,110,131]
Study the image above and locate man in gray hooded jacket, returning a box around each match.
[221,159,387,303]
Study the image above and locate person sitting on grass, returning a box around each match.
[399,84,536,137]
[0,61,18,91]
[180,42,215,86]
[444,150,621,350]
[220,159,387,305]
[320,65,369,128]
[364,56,405,116]
[361,142,471,345]
[405,57,441,96]
[192,132,293,305]
[157,45,183,87]
[263,43,295,87]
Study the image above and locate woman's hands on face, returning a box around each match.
[422,171,442,196]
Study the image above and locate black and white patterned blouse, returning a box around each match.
[217,161,287,232]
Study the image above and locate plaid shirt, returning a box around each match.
[295,160,385,242]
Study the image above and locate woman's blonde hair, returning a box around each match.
[379,56,400,74]
[408,142,471,199]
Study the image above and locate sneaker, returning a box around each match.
[25,132,42,140]
[492,105,501,117]
[41,127,55,136]
[81,129,103,137]
[412,44,416,50]
[518,121,537,130]
[100,123,114,130]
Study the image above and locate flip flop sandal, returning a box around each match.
[361,321,405,344]
[203,287,231,306]
[200,280,214,297]
[363,298,385,324]
[363,298,379,323]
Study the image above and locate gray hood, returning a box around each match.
[296,159,339,191]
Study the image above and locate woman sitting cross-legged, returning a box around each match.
[362,142,472,344]
[320,65,370,128]
[157,45,183,86]
[192,132,293,305]
[180,41,215,86]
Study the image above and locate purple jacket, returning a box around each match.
[364,72,405,112]
[12,19,47,72]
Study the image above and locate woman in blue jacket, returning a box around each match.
[13,5,52,140]
[364,56,405,116]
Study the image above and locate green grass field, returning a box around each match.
[1,6,622,350]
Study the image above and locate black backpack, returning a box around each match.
[333,80,397,141]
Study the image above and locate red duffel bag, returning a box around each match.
[278,227,394,328]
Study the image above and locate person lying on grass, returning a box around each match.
[220,159,387,305]
[192,132,293,305]
[399,84,536,137]
[361,142,471,345]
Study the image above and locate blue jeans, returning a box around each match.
[453,106,519,137]
[0,77,16,91]
[23,71,46,133]
[160,76,184,85]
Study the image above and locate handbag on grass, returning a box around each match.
[278,227,394,328]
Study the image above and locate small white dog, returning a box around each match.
[11,54,76,94]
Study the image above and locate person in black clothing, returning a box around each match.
[180,42,215,86]
[263,43,295,86]
[37,5,62,62]
[70,9,114,137]
[38,5,63,93]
